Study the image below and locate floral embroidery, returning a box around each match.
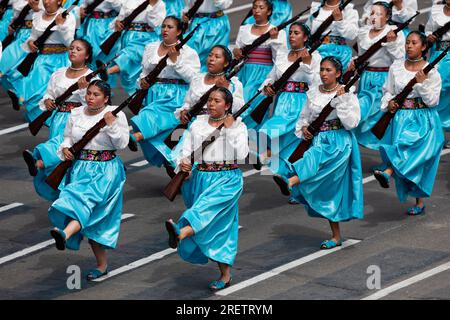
[58,102,82,113]
[129,23,154,32]
[41,44,68,55]
[197,162,239,172]
[78,150,116,162]
[23,20,33,29]
[400,98,427,110]
[436,41,450,52]
[155,78,188,85]
[319,119,343,132]
[281,81,309,93]
[91,10,119,19]
[322,35,347,46]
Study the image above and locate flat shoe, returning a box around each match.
[320,239,342,250]
[407,205,426,216]
[23,149,37,177]
[288,196,300,205]
[7,90,20,111]
[128,133,138,152]
[273,175,291,196]
[374,170,390,188]
[165,220,180,249]
[208,278,232,291]
[50,228,66,251]
[87,267,108,281]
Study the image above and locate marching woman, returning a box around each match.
[22,39,95,201]
[273,56,363,249]
[183,0,233,72]
[373,31,444,215]
[243,0,293,26]
[0,0,14,42]
[361,0,418,29]
[306,0,359,70]
[128,16,200,168]
[4,0,41,46]
[48,80,129,281]
[0,0,76,123]
[233,0,287,102]
[426,0,450,148]
[165,87,249,291]
[105,0,166,95]
[163,0,183,18]
[351,1,405,150]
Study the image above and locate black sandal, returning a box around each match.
[22,150,38,177]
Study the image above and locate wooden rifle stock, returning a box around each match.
[100,0,149,55]
[127,24,201,114]
[163,90,262,201]
[2,4,32,49]
[432,21,450,41]
[288,63,367,163]
[371,45,450,140]
[17,1,79,76]
[250,33,329,124]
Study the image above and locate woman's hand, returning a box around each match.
[168,46,180,63]
[104,111,116,126]
[54,14,66,26]
[302,126,313,140]
[63,148,74,161]
[391,0,403,10]
[140,78,150,89]
[28,40,38,52]
[415,70,428,84]
[233,47,243,60]
[77,76,89,89]
[180,158,192,172]
[298,49,312,65]
[180,110,190,124]
[29,0,40,11]
[7,25,14,35]
[347,60,356,72]
[386,30,398,42]
[269,27,279,40]
[427,34,438,44]
[44,99,57,111]
[336,85,346,97]
[79,7,86,19]
[223,114,235,128]
[388,100,399,113]
[263,84,276,97]
[115,20,124,32]
[215,75,230,88]
[332,8,343,22]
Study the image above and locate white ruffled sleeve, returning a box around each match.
[334,7,359,41]
[414,69,442,107]
[295,100,313,138]
[221,118,249,161]
[382,29,406,60]
[175,122,194,173]
[235,26,245,49]
[230,77,245,113]
[392,0,418,23]
[330,92,361,129]
[138,43,156,87]
[103,110,130,150]
[269,29,287,54]
[57,114,75,161]
[145,0,165,28]
[380,67,396,112]
[39,72,58,111]
[57,11,76,47]
[167,46,201,83]
[259,65,278,90]
[110,0,125,28]
[213,0,233,10]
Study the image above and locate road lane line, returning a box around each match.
[0,203,24,213]
[0,123,28,136]
[0,214,135,266]
[362,260,450,300]
[216,239,361,296]
[130,160,149,167]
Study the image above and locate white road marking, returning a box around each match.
[216,239,361,296]
[0,203,24,213]
[130,160,149,167]
[362,260,450,300]
[0,123,28,136]
[0,214,135,266]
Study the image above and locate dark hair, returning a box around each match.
[253,0,273,18]
[372,1,392,22]
[289,22,311,47]
[406,30,429,60]
[163,15,184,40]
[71,39,93,64]
[312,0,343,19]
[321,56,344,83]
[88,80,112,105]
[210,87,234,113]
[211,45,233,72]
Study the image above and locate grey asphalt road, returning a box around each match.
[1,0,449,301]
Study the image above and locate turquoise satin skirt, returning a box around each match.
[130,82,188,166]
[352,71,392,150]
[290,129,364,222]
[243,0,293,26]
[48,156,126,250]
[175,168,243,266]
[430,46,450,131]
[163,0,184,18]
[0,8,13,41]
[379,108,444,202]
[317,43,352,71]
[114,30,159,95]
[0,41,28,97]
[186,15,230,71]
[239,63,273,102]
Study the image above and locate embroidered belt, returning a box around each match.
[319,119,343,132]
[129,23,154,32]
[77,149,116,161]
[91,10,119,19]
[58,101,82,112]
[247,47,273,66]
[436,40,450,52]
[322,35,347,46]
[280,81,309,93]
[197,162,239,172]
[41,44,68,55]
[366,66,390,72]
[194,10,225,19]
[20,20,33,29]
[400,97,428,110]
[155,78,188,85]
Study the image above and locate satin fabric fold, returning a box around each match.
[430,44,450,131]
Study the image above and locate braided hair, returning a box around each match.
[88,80,112,105]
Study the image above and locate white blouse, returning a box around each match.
[109,0,165,28]
[80,0,122,12]
[13,0,38,21]
[21,9,76,52]
[235,23,287,57]
[38,67,97,111]
[306,2,359,41]
[176,115,249,171]
[260,50,322,89]
[380,60,442,112]
[58,105,130,160]
[183,0,232,14]
[425,4,450,42]
[174,73,245,119]
[355,25,405,67]
[138,41,200,86]
[361,0,418,25]
[295,86,361,139]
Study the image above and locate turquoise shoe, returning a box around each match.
[373,170,391,188]
[407,205,426,216]
[128,133,138,152]
[445,141,450,149]
[165,220,180,249]
[86,267,108,281]
[273,175,292,196]
[320,239,342,250]
[50,228,67,251]
[208,277,232,291]
[288,196,300,205]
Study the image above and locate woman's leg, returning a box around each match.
[62,220,81,240]
[329,221,342,243]
[90,240,108,272]
[217,262,231,283]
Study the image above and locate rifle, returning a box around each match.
[309,0,353,44]
[17,1,80,77]
[163,89,263,201]
[163,59,247,149]
[240,8,253,26]
[127,24,201,115]
[100,0,150,55]
[0,0,9,21]
[249,32,330,124]
[182,0,204,29]
[81,0,105,23]
[228,6,311,71]
[371,45,450,140]
[45,92,137,190]
[28,54,119,136]
[288,62,368,164]
[342,11,419,83]
[2,4,32,49]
